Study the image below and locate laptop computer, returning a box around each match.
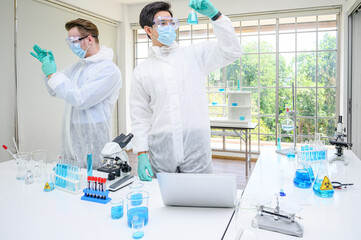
[157,173,237,208]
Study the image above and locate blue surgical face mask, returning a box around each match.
[69,42,87,58]
[156,25,176,46]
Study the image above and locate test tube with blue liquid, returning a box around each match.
[187,8,198,25]
[277,123,281,151]
[87,145,93,177]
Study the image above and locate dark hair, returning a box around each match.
[139,1,173,37]
[65,18,99,43]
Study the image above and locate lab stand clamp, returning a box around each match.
[81,188,111,204]
[252,197,304,238]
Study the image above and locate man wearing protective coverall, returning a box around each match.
[30,19,121,168]
[130,1,242,181]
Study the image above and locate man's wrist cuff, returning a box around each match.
[211,11,222,21]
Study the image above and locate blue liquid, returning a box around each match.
[313,180,334,198]
[127,207,148,228]
[277,137,281,150]
[293,169,312,188]
[212,102,217,105]
[111,205,124,219]
[219,88,225,92]
[187,12,198,24]
[133,231,144,239]
[87,154,93,176]
[305,166,315,181]
[131,193,143,206]
[239,116,245,121]
[287,152,296,158]
[232,103,238,106]
[282,125,294,131]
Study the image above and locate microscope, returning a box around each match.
[98,133,135,190]
[329,116,353,165]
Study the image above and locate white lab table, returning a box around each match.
[223,147,361,240]
[0,160,237,240]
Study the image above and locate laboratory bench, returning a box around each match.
[0,160,239,240]
[1,147,360,240]
[223,147,361,240]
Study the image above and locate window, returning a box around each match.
[133,13,339,153]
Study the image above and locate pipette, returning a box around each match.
[12,137,19,154]
[2,145,16,159]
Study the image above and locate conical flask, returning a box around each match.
[313,162,334,198]
[281,107,294,132]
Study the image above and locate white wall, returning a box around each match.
[57,0,123,22]
[117,4,134,136]
[0,0,16,162]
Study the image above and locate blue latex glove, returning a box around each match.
[41,51,57,77]
[188,0,218,19]
[30,44,49,63]
[137,154,153,181]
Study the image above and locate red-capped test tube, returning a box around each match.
[87,176,91,197]
[94,177,98,191]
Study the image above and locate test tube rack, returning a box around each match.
[298,147,328,162]
[52,165,84,194]
[81,189,111,204]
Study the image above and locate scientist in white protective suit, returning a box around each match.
[30,18,122,168]
[130,0,242,181]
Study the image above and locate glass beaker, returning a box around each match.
[131,216,145,239]
[313,162,334,198]
[32,150,46,178]
[110,198,124,219]
[25,170,34,185]
[16,160,27,180]
[293,152,313,188]
[187,8,198,25]
[126,190,149,228]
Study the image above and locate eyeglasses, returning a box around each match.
[152,16,179,30]
[65,35,98,46]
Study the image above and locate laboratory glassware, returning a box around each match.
[111,198,124,219]
[126,190,149,228]
[187,8,198,25]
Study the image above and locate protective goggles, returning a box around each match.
[65,35,98,47]
[152,16,179,30]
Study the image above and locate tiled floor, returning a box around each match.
[127,152,255,190]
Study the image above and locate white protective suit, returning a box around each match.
[44,46,121,168]
[130,16,242,174]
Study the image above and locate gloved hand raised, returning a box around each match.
[188,0,219,19]
[30,44,57,77]
[30,44,49,63]
[137,154,153,181]
[41,51,57,77]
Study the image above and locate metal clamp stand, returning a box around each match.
[252,197,304,237]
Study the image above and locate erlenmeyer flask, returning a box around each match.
[281,107,294,132]
[313,162,334,198]
[187,8,198,25]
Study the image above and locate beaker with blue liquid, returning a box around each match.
[293,148,314,188]
[127,190,149,228]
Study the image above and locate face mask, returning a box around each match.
[69,42,87,58]
[156,25,176,46]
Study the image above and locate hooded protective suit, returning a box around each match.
[130,16,241,174]
[44,46,121,168]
